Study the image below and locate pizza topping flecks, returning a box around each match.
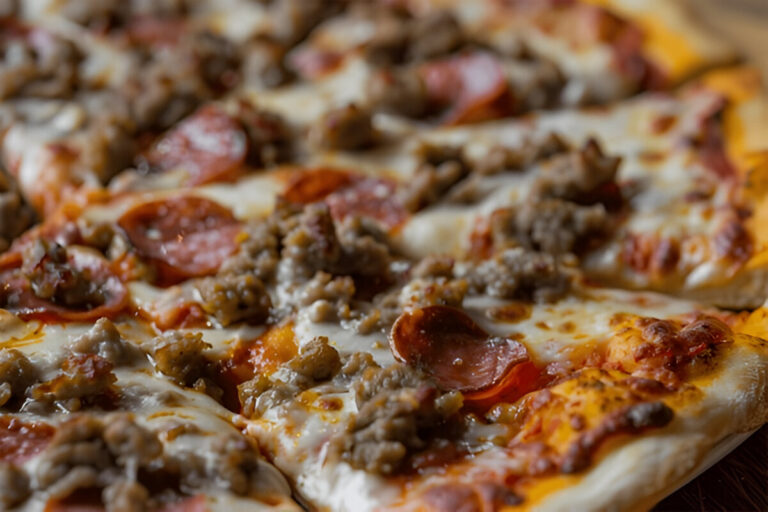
[118,195,242,284]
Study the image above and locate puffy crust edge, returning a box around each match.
[515,335,768,512]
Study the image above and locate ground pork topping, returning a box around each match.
[466,248,572,303]
[399,144,470,212]
[239,336,342,418]
[338,363,463,475]
[362,9,465,66]
[237,103,294,168]
[0,461,29,508]
[67,318,138,366]
[21,241,109,311]
[148,331,212,387]
[531,138,621,203]
[309,103,375,151]
[366,67,430,118]
[122,30,239,131]
[0,349,38,409]
[241,38,293,90]
[474,133,570,176]
[279,203,395,285]
[195,273,272,326]
[20,412,263,508]
[493,200,610,255]
[0,22,81,100]
[0,170,34,253]
[28,354,117,412]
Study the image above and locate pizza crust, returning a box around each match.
[522,335,768,511]
[583,0,736,83]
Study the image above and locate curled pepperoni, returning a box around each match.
[0,416,55,464]
[0,246,128,322]
[419,52,512,125]
[144,105,248,186]
[118,196,241,283]
[282,168,408,230]
[390,306,540,406]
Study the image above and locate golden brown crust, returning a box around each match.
[506,334,768,511]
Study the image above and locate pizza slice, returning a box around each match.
[251,0,734,128]
[3,164,763,510]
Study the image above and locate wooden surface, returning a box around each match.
[655,2,768,511]
[654,426,768,511]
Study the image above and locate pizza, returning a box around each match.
[0,0,767,511]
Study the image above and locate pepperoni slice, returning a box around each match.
[118,196,241,283]
[282,168,356,205]
[0,415,55,464]
[419,52,511,125]
[0,247,128,322]
[282,168,408,230]
[144,106,248,186]
[326,177,407,230]
[390,306,540,406]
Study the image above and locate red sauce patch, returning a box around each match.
[0,415,55,464]
[143,105,248,186]
[390,306,540,408]
[118,196,242,284]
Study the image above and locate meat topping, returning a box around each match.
[309,103,375,151]
[494,200,610,255]
[28,354,117,412]
[195,273,272,327]
[0,349,38,409]
[0,169,35,253]
[336,363,463,475]
[67,318,138,366]
[17,412,263,508]
[238,336,342,418]
[148,331,212,387]
[467,248,572,303]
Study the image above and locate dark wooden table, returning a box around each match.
[654,426,768,511]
